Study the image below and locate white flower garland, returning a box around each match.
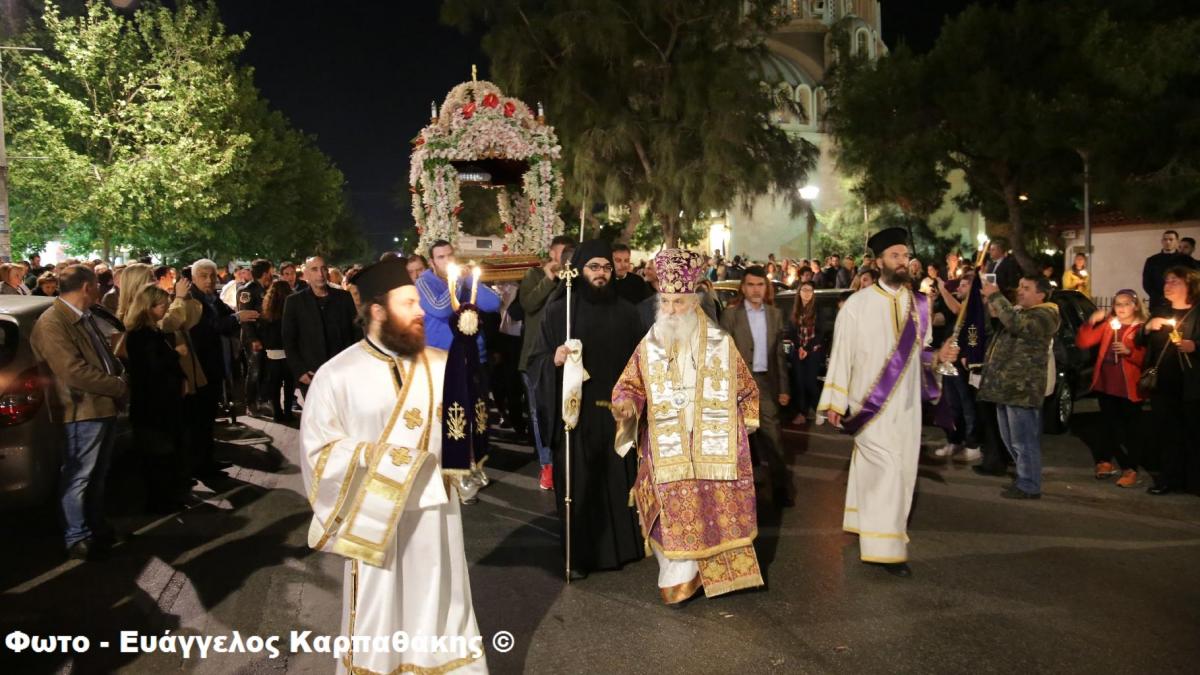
[411,80,563,256]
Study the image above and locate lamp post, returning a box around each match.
[0,45,44,263]
[1078,149,1091,274]
[799,184,819,261]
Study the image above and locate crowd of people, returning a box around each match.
[18,227,1199,571]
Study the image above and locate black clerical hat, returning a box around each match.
[867,227,910,257]
[353,259,412,300]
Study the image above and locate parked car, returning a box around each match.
[1043,289,1098,434]
[0,295,61,509]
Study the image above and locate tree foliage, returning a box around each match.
[829,0,1200,273]
[3,0,354,262]
[442,0,819,247]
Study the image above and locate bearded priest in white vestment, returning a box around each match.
[816,228,959,578]
[301,259,488,674]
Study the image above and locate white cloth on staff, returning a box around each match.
[817,283,934,563]
[301,339,488,674]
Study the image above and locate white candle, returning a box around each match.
[537,101,544,118]
[431,100,438,119]
[470,265,482,305]
[1109,318,1121,331]
[447,263,460,306]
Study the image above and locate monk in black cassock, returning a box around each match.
[529,240,644,579]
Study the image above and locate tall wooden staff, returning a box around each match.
[557,261,579,582]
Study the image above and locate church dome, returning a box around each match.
[754,51,817,88]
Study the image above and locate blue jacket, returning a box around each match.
[416,269,501,360]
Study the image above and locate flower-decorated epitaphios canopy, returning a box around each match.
[410,76,564,257]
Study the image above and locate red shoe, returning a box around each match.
[539,464,554,491]
[1094,461,1119,479]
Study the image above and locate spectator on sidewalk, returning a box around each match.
[238,259,275,417]
[1,263,29,295]
[282,255,358,395]
[1179,237,1196,263]
[33,271,59,297]
[978,275,1060,499]
[102,265,122,312]
[1143,230,1194,310]
[188,259,257,481]
[1062,253,1091,297]
[1136,266,1200,495]
[985,238,1022,300]
[1076,290,1148,487]
[786,281,832,426]
[124,283,191,513]
[260,280,295,422]
[612,243,653,305]
[30,265,128,560]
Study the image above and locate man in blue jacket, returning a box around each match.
[416,240,502,358]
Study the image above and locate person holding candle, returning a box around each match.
[1135,266,1200,495]
[415,240,502,356]
[1062,253,1091,297]
[1076,290,1148,486]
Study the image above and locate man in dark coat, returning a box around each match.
[282,256,358,393]
[1142,230,1196,310]
[528,240,644,579]
[187,259,257,480]
[611,243,654,305]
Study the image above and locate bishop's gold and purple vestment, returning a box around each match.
[301,339,488,674]
[612,308,765,603]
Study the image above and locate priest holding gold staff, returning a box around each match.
[817,227,959,578]
[300,258,487,674]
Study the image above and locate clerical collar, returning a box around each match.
[365,335,398,358]
[877,280,903,296]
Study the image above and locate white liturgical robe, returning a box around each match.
[301,339,488,674]
[817,282,936,563]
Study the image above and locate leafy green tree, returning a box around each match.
[442,0,818,248]
[830,0,1200,273]
[4,0,353,262]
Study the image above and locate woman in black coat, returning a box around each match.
[124,283,190,512]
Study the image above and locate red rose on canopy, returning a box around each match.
[504,224,513,233]
[502,244,509,252]
[453,204,464,216]
[462,102,476,119]
[529,203,536,214]
[503,101,516,117]
[482,93,500,108]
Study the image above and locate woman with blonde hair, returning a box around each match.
[125,283,191,512]
[116,263,154,324]
[1077,289,1149,486]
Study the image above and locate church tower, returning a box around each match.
[708,1,886,260]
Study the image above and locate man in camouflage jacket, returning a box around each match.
[978,275,1060,499]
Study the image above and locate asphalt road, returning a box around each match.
[2,399,1199,674]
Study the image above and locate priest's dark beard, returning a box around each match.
[378,312,425,356]
[880,265,911,287]
[579,278,616,304]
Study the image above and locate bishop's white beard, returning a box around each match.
[653,308,699,350]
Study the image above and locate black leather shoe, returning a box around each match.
[1000,486,1041,500]
[973,465,1008,477]
[567,568,589,582]
[1147,484,1171,496]
[882,562,912,578]
[66,537,108,561]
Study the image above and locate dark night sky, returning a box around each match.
[212,1,984,255]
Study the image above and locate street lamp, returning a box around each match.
[799,185,819,260]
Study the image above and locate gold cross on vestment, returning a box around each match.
[389,446,413,466]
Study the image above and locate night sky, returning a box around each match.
[212,1,985,255]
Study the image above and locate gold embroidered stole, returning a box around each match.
[643,309,739,483]
[316,350,436,567]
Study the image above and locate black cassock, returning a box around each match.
[529,289,644,573]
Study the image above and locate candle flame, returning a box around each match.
[1109,318,1121,330]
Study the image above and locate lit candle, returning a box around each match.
[431,100,438,119]
[470,265,482,305]
[1110,317,1122,363]
[537,101,544,118]
[447,262,461,308]
[1080,269,1088,277]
